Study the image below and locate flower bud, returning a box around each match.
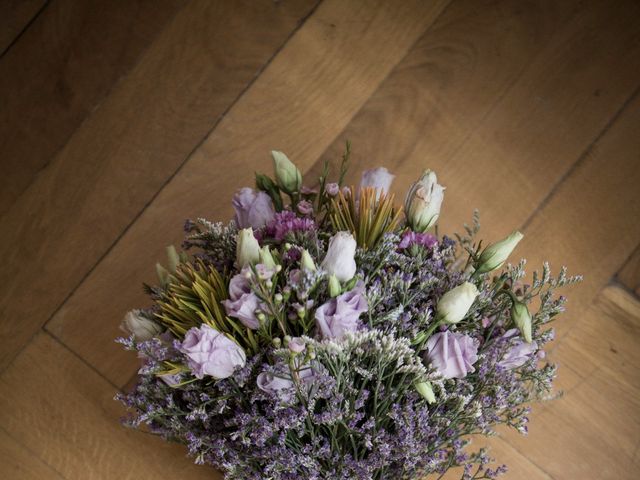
[405,170,445,232]
[476,231,523,274]
[322,231,357,282]
[288,337,306,354]
[236,228,260,268]
[155,263,170,287]
[120,310,163,342]
[511,301,533,343]
[328,274,342,298]
[272,150,302,194]
[300,249,316,271]
[166,245,180,273]
[259,246,276,268]
[436,282,479,324]
[415,381,436,404]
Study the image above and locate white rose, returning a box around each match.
[405,170,445,232]
[321,231,357,282]
[120,310,163,341]
[436,282,479,324]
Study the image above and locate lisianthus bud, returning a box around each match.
[436,282,479,324]
[405,170,445,232]
[325,182,339,197]
[511,301,533,343]
[236,228,260,268]
[121,310,163,341]
[166,245,180,273]
[476,231,523,274]
[272,150,302,194]
[155,263,170,286]
[415,381,436,404]
[322,231,357,282]
[328,274,341,298]
[360,167,395,199]
[300,249,316,271]
[259,246,276,268]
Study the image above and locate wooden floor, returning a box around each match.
[1,0,639,478]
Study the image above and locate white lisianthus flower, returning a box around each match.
[236,228,260,268]
[322,231,357,282]
[511,301,533,343]
[360,167,395,199]
[436,282,479,324]
[476,231,523,274]
[120,310,163,341]
[405,170,445,232]
[271,150,302,194]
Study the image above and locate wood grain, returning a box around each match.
[0,0,319,373]
[309,0,640,243]
[0,427,64,480]
[44,0,451,388]
[502,285,640,479]
[0,0,185,216]
[0,333,221,480]
[0,0,46,55]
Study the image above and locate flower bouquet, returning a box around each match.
[118,147,579,479]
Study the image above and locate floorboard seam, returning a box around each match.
[9,0,323,375]
[0,0,190,222]
[520,83,640,232]
[43,329,121,391]
[0,0,51,59]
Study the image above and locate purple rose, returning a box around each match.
[498,329,538,370]
[179,325,246,379]
[222,269,261,329]
[315,281,368,339]
[232,187,275,229]
[426,331,478,379]
[360,167,395,198]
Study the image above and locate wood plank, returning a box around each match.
[502,285,640,479]
[0,427,65,480]
[617,246,640,295]
[0,0,185,216]
[0,0,320,372]
[44,0,451,388]
[0,333,221,480]
[0,0,45,55]
[308,0,640,244]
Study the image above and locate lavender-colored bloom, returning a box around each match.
[315,281,368,339]
[398,231,438,250]
[325,182,339,197]
[360,167,395,198]
[498,329,538,369]
[179,325,246,379]
[232,187,275,229]
[222,269,261,329]
[426,330,478,379]
[297,200,313,216]
[288,337,306,353]
[263,210,316,242]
